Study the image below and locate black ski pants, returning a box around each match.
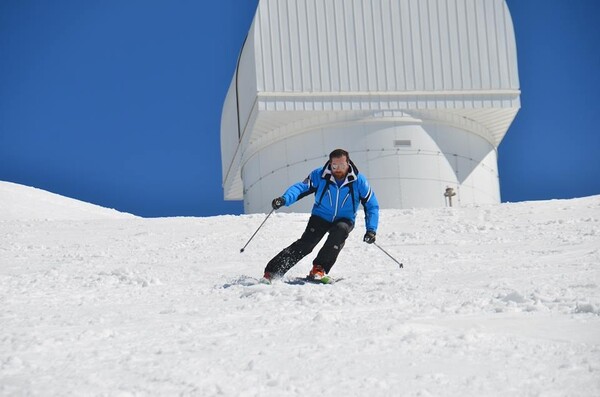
[265,215,354,277]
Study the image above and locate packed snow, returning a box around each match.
[1,182,599,396]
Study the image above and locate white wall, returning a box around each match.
[242,120,499,213]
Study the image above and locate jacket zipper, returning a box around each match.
[341,192,350,209]
[326,190,333,208]
[332,185,340,221]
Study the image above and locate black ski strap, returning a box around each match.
[349,183,356,213]
[316,179,332,206]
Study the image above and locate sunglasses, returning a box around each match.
[331,162,348,170]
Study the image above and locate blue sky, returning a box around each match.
[1,0,598,217]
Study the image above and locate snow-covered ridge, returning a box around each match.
[1,184,599,396]
[0,181,136,220]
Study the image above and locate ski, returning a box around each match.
[284,276,342,285]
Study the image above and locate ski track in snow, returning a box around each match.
[1,191,600,396]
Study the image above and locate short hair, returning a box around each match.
[329,149,349,160]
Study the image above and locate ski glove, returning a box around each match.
[272,196,285,210]
[363,230,376,244]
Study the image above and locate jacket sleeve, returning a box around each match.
[358,175,379,232]
[281,168,319,206]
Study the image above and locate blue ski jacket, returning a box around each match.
[281,160,379,232]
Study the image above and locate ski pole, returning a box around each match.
[240,208,275,253]
[373,242,404,268]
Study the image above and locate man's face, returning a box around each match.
[330,155,349,180]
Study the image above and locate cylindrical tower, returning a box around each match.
[221,0,520,213]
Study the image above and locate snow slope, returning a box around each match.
[0,181,136,220]
[1,183,599,396]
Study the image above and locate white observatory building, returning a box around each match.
[221,0,520,213]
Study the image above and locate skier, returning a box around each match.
[261,148,379,283]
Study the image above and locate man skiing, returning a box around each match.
[261,149,379,284]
